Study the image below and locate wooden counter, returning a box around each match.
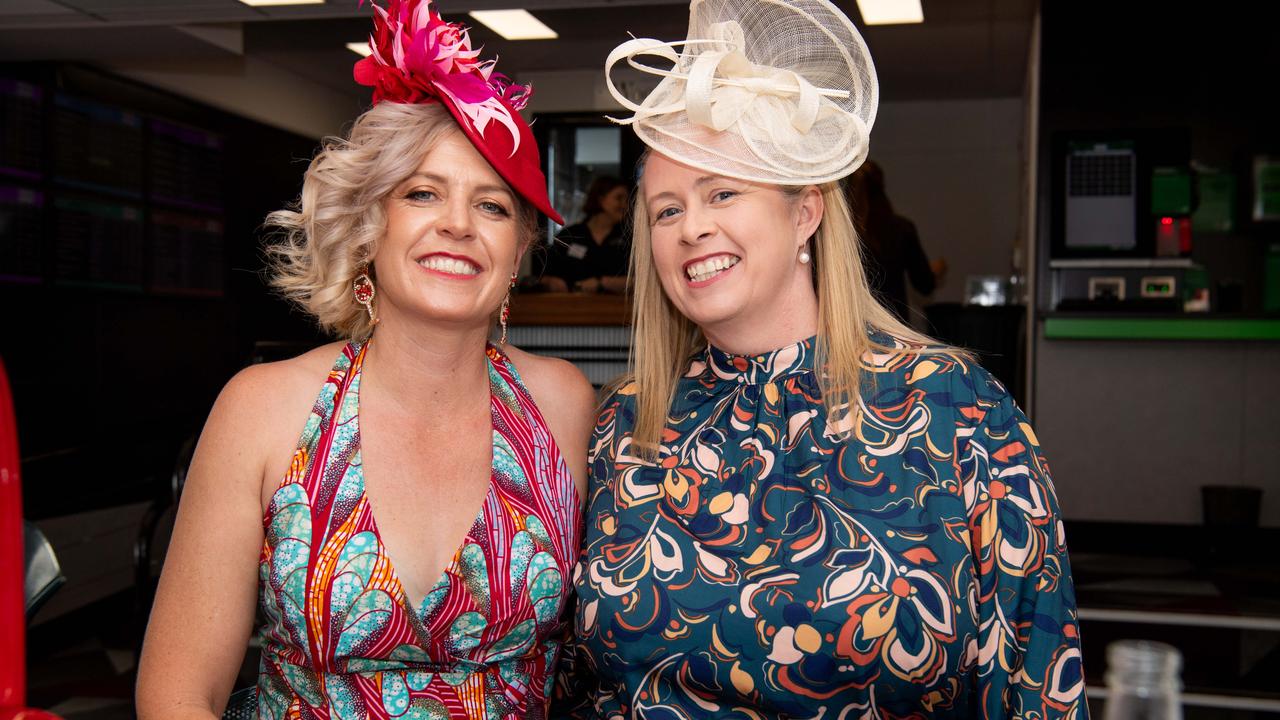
[506,292,631,326]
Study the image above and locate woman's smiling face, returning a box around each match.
[642,152,823,349]
[375,132,524,331]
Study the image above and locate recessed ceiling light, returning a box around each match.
[468,10,558,41]
[239,0,325,6]
[855,0,924,25]
[346,42,372,57]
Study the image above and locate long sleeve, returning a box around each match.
[549,388,630,720]
[963,385,1088,719]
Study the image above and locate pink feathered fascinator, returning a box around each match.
[354,0,562,223]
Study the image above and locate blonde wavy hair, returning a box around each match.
[266,102,537,339]
[627,156,956,457]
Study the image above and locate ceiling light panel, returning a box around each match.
[855,0,923,25]
[468,10,557,41]
[238,0,325,7]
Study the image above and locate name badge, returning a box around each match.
[567,243,589,260]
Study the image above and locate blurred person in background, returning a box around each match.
[538,176,631,293]
[846,159,947,323]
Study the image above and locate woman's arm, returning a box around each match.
[600,275,628,294]
[548,385,627,720]
[135,365,285,719]
[964,381,1087,718]
[576,274,629,294]
[539,276,571,293]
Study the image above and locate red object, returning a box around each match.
[1178,217,1193,254]
[353,274,375,304]
[0,710,62,720]
[0,359,61,720]
[1,359,26,710]
[353,0,563,224]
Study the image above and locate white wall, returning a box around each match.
[520,68,626,115]
[869,99,1025,306]
[105,54,359,141]
[1034,336,1280,526]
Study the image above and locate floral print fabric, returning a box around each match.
[256,341,580,719]
[558,335,1086,719]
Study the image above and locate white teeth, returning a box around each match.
[419,256,479,275]
[685,255,739,282]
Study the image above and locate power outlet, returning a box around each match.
[1088,276,1126,301]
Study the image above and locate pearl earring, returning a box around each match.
[798,249,811,264]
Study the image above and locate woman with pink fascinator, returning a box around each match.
[136,1,594,717]
[555,0,1087,717]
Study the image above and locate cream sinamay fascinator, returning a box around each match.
[605,0,878,185]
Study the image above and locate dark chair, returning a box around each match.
[132,433,195,656]
[222,687,257,720]
[23,522,64,622]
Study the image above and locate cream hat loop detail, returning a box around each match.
[604,0,879,185]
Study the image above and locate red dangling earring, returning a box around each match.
[499,272,517,345]
[353,269,378,327]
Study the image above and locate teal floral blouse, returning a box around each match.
[556,335,1087,719]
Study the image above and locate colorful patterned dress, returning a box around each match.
[557,335,1087,719]
[256,341,581,719]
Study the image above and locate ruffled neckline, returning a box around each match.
[694,336,817,385]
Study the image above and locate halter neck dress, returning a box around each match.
[254,340,580,719]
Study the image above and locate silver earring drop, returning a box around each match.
[798,249,811,265]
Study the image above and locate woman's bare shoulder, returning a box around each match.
[221,341,346,410]
[204,341,348,450]
[501,345,596,417]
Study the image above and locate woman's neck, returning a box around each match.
[702,314,818,357]
[700,269,820,356]
[360,318,491,416]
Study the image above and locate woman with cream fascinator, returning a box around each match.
[554,0,1087,717]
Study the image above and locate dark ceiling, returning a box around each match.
[0,0,1036,107]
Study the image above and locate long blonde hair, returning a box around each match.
[627,158,951,458]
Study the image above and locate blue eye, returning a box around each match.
[479,200,510,216]
[655,206,681,220]
[406,189,436,202]
[713,190,737,202]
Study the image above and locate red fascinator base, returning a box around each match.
[354,0,563,224]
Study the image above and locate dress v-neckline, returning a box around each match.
[348,340,499,621]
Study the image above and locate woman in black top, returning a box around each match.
[540,176,631,293]
[846,160,946,322]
